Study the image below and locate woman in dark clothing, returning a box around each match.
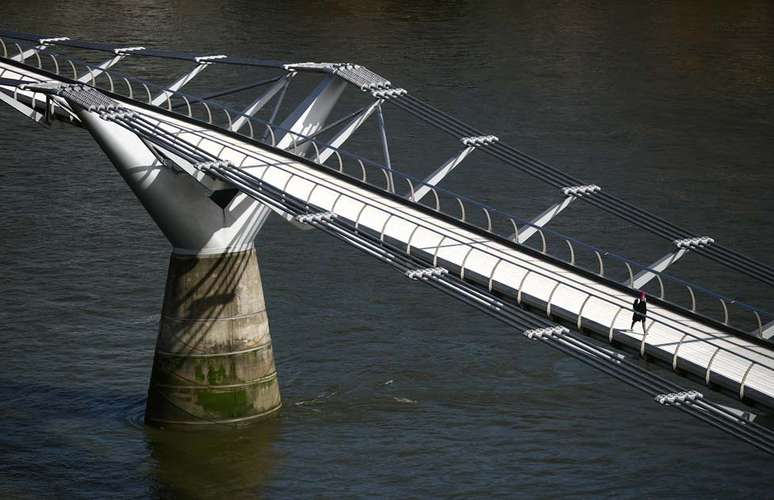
[631,291,647,331]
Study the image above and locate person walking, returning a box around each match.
[631,291,647,331]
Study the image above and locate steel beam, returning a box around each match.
[77,54,126,84]
[411,146,474,202]
[69,102,268,254]
[630,237,715,289]
[409,135,498,202]
[150,55,226,107]
[230,74,292,133]
[375,102,394,192]
[276,74,347,152]
[8,37,70,62]
[513,185,601,244]
[316,100,380,163]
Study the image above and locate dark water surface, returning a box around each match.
[2,1,774,498]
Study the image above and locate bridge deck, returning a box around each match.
[118,97,774,410]
[3,59,773,410]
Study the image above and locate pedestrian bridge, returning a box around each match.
[2,31,774,453]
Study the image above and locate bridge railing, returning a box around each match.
[2,40,771,338]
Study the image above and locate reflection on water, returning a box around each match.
[146,419,281,499]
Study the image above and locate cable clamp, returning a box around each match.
[654,390,704,405]
[56,83,119,111]
[561,184,602,197]
[371,88,407,100]
[461,135,499,147]
[100,109,137,121]
[405,267,449,280]
[295,212,337,224]
[523,325,569,340]
[673,236,715,249]
[195,160,230,171]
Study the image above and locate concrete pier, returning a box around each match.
[145,249,281,427]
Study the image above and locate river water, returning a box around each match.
[1,1,774,498]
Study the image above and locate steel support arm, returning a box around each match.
[8,37,70,62]
[77,54,127,84]
[512,185,601,244]
[630,247,689,289]
[515,195,575,244]
[629,237,715,289]
[411,146,474,202]
[230,74,292,133]
[375,102,394,192]
[316,100,381,163]
[276,74,347,151]
[410,135,498,202]
[151,55,226,107]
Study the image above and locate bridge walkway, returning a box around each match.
[98,88,774,412]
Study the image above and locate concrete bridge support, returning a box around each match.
[74,108,285,428]
[10,75,346,427]
[146,249,280,427]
